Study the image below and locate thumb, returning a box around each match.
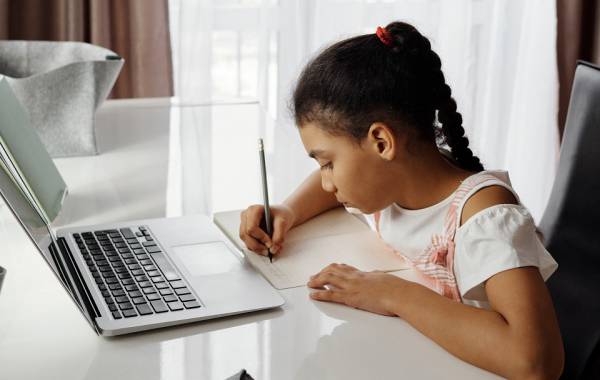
[271,216,292,252]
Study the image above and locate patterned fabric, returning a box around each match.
[373,172,512,302]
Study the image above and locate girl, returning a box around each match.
[239,22,564,379]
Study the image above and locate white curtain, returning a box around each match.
[168,0,558,222]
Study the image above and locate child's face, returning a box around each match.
[299,122,396,214]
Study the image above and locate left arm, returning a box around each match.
[308,187,564,379]
[309,264,563,380]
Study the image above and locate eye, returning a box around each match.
[320,162,333,170]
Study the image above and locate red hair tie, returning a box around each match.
[376,26,393,47]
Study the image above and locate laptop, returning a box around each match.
[0,81,284,337]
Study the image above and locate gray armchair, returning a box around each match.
[539,60,600,379]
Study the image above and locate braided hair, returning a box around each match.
[292,21,484,172]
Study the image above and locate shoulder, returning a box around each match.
[459,185,518,226]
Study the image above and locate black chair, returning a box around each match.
[539,60,600,379]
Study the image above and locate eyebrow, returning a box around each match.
[308,149,326,159]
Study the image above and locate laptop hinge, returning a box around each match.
[49,237,102,335]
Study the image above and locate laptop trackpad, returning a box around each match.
[172,242,241,276]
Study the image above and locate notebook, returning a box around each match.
[213,207,411,289]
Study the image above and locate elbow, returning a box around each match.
[509,343,564,380]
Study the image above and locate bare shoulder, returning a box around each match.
[460,185,518,226]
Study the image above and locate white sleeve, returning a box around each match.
[453,204,558,301]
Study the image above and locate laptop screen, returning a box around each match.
[0,160,58,272]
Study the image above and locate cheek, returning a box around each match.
[336,158,387,207]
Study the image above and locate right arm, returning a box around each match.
[282,168,341,226]
[239,169,341,255]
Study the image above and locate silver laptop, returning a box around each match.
[0,157,284,336]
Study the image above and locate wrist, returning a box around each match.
[280,202,300,228]
[385,276,413,318]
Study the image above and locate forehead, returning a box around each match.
[299,122,357,157]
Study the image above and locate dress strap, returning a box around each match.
[442,172,516,242]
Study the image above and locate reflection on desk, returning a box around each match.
[0,99,500,380]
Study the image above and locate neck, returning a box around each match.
[391,143,475,210]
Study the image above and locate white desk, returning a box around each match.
[0,99,500,379]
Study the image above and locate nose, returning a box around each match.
[320,171,336,193]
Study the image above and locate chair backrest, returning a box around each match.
[539,60,600,379]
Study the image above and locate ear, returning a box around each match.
[366,122,400,161]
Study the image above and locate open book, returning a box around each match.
[213,207,411,289]
[0,77,68,225]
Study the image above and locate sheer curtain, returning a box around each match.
[169,0,558,222]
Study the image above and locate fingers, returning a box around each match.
[271,215,291,254]
[310,289,343,303]
[307,271,347,289]
[239,206,271,255]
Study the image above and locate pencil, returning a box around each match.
[258,138,273,263]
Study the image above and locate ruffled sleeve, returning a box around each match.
[453,204,558,301]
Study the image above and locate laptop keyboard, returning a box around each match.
[73,226,201,320]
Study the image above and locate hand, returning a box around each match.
[307,263,406,316]
[239,204,297,257]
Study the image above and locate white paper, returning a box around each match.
[213,207,410,289]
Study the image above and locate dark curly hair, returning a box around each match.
[292,21,484,172]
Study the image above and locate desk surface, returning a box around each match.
[0,99,500,379]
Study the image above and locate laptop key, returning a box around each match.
[139,281,152,288]
[132,297,147,305]
[123,309,138,318]
[129,290,143,298]
[147,270,161,277]
[183,301,201,309]
[159,288,173,296]
[112,311,122,319]
[170,280,186,289]
[175,288,191,296]
[151,276,165,284]
[180,294,196,302]
[147,293,160,301]
[133,248,146,255]
[122,278,135,285]
[156,282,169,290]
[120,228,135,239]
[139,259,152,266]
[137,303,153,315]
[116,296,129,303]
[143,287,157,295]
[113,289,126,297]
[125,284,138,292]
[168,301,184,311]
[146,246,162,254]
[108,304,118,312]
[164,295,178,303]
[150,300,168,313]
[119,302,133,310]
